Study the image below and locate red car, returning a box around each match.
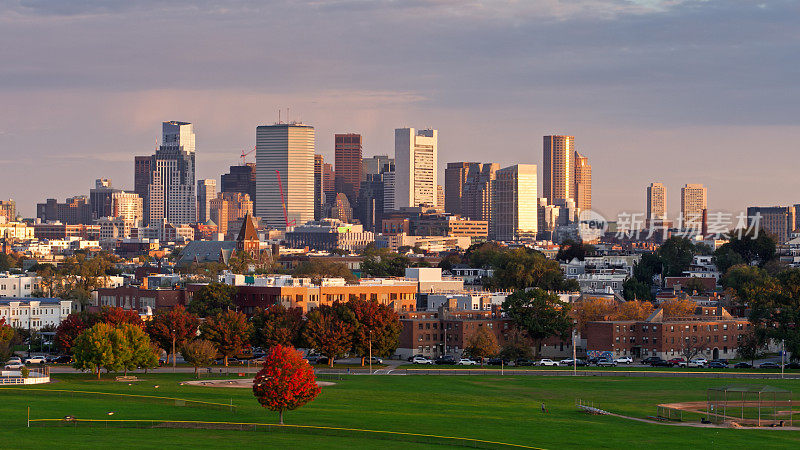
[668,358,686,367]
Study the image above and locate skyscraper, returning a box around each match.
[147,121,197,226]
[0,200,16,221]
[444,162,480,216]
[322,162,335,205]
[493,164,538,241]
[746,206,793,244]
[462,163,499,227]
[255,123,315,229]
[680,183,707,225]
[394,128,438,209]
[334,133,363,203]
[314,154,324,220]
[363,155,394,179]
[134,155,152,222]
[647,183,667,222]
[543,135,575,205]
[574,152,592,211]
[220,163,256,209]
[197,179,216,222]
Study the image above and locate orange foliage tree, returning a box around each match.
[252,345,321,425]
[660,298,697,317]
[612,300,655,321]
[573,297,617,333]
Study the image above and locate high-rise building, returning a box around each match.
[0,200,16,221]
[36,196,92,224]
[462,163,499,229]
[647,183,667,222]
[383,171,396,212]
[444,162,480,216]
[322,162,335,205]
[197,179,216,222]
[255,123,315,229]
[334,133,363,203]
[543,135,575,205]
[134,156,152,222]
[220,163,256,209]
[331,193,353,223]
[363,155,394,179]
[680,184,707,225]
[436,185,445,213]
[574,152,592,211]
[211,192,253,237]
[394,128,438,209]
[147,121,197,226]
[355,174,385,232]
[746,206,794,244]
[314,154,324,220]
[493,164,538,241]
[89,179,116,220]
[110,191,143,227]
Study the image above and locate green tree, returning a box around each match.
[502,288,572,358]
[250,305,304,349]
[657,237,695,277]
[555,240,596,262]
[622,277,653,301]
[200,310,252,366]
[71,323,122,379]
[293,260,355,283]
[361,248,412,277]
[181,339,218,378]
[498,329,532,361]
[719,228,776,267]
[118,323,158,375]
[487,248,574,291]
[713,246,745,274]
[737,328,766,366]
[464,325,500,364]
[188,283,237,317]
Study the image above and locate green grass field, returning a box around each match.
[1,373,799,449]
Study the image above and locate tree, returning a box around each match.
[555,240,595,262]
[97,306,144,328]
[181,339,218,378]
[573,297,616,333]
[718,229,776,267]
[714,246,745,275]
[502,289,572,358]
[303,303,354,367]
[293,260,355,283]
[657,237,695,277]
[611,300,654,321]
[0,318,14,360]
[737,328,766,366]
[71,323,122,379]
[464,325,500,364]
[250,305,304,349]
[622,277,653,301]
[361,247,412,277]
[117,323,158,375]
[200,310,252,366]
[488,248,575,291]
[55,313,90,353]
[188,283,237,317]
[347,299,401,366]
[660,298,697,317]
[252,345,321,425]
[681,277,708,295]
[146,305,200,364]
[498,329,532,361]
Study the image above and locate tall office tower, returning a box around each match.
[322,163,335,205]
[680,183,707,225]
[746,206,794,244]
[794,204,800,232]
[221,163,256,209]
[646,183,667,222]
[492,164,538,241]
[314,155,324,220]
[197,179,216,222]
[334,134,363,203]
[134,156,152,223]
[383,171,396,212]
[543,135,575,205]
[331,193,353,223]
[0,200,16,221]
[89,178,116,220]
[355,173,385,232]
[574,152,592,211]
[363,155,394,179]
[444,162,479,216]
[462,163,499,227]
[394,128,438,209]
[147,121,196,226]
[255,123,315,229]
[36,196,92,224]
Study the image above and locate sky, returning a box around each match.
[1,0,798,221]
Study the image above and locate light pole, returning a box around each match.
[172,329,176,373]
[781,339,785,379]
[368,330,372,374]
[572,329,577,376]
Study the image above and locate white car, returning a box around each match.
[4,360,24,370]
[536,359,558,366]
[688,358,707,368]
[6,357,22,364]
[456,358,477,366]
[25,356,47,364]
[614,356,633,365]
[411,356,434,365]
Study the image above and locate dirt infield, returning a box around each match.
[182,379,336,388]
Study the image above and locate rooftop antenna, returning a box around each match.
[278,109,281,124]
[287,107,290,124]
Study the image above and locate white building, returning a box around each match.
[197,179,216,223]
[0,274,41,297]
[382,171,396,212]
[493,164,538,241]
[255,123,315,229]
[680,183,707,225]
[148,121,197,226]
[393,128,438,209]
[0,298,72,330]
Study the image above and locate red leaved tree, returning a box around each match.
[348,299,401,366]
[98,306,145,328]
[250,304,304,349]
[200,310,252,366]
[302,303,354,367]
[252,345,320,424]
[56,307,144,353]
[146,305,200,364]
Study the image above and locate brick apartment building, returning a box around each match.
[96,286,188,313]
[585,306,750,360]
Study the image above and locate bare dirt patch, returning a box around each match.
[182,378,335,388]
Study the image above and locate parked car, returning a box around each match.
[412,356,434,365]
[786,362,800,370]
[407,354,425,362]
[614,356,633,365]
[646,357,671,367]
[487,357,509,366]
[707,361,727,369]
[456,358,477,366]
[687,358,707,368]
[48,355,72,364]
[368,356,383,365]
[759,362,780,369]
[535,359,558,366]
[515,358,535,366]
[559,358,586,366]
[641,356,661,366]
[668,358,687,367]
[586,357,600,365]
[6,357,22,364]
[733,362,753,369]
[435,356,456,365]
[709,359,729,367]
[596,358,617,367]
[4,360,24,370]
[25,355,46,365]
[305,355,329,365]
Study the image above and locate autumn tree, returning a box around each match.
[55,313,90,353]
[660,298,697,317]
[611,300,655,321]
[464,325,500,364]
[499,328,532,361]
[117,323,158,375]
[573,297,616,334]
[303,303,355,367]
[97,306,144,328]
[56,307,143,353]
[502,288,572,358]
[293,260,355,283]
[181,339,218,378]
[200,310,252,366]
[72,323,123,379]
[146,305,200,364]
[252,345,321,425]
[347,299,401,366]
[250,305,304,350]
[188,283,237,317]
[0,318,14,360]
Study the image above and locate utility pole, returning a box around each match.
[368,330,372,374]
[172,329,176,373]
[781,339,785,379]
[573,329,577,376]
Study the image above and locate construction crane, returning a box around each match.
[240,146,256,165]
[275,169,296,228]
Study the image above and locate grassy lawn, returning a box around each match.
[1,373,799,448]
